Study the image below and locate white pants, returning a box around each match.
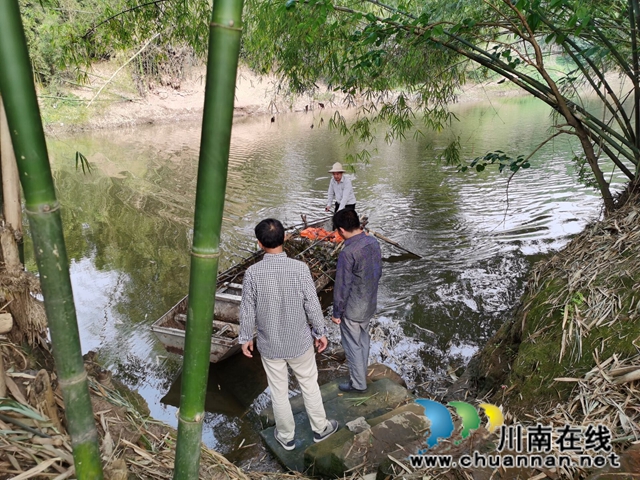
[261,346,329,442]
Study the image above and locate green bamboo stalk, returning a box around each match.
[173,0,245,477]
[0,2,103,478]
[630,0,640,159]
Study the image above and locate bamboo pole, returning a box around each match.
[368,229,422,258]
[0,97,24,263]
[172,0,245,477]
[0,98,20,230]
[0,2,103,478]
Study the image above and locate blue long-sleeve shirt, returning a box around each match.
[332,232,382,322]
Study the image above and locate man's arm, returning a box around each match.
[301,265,326,338]
[239,269,257,357]
[332,250,354,321]
[325,179,335,210]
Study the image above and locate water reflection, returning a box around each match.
[31,95,624,454]
[162,354,268,417]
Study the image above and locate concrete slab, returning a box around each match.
[304,403,430,477]
[259,376,419,475]
[259,363,406,427]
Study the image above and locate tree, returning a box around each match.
[20,1,640,214]
[240,0,639,213]
[0,1,104,477]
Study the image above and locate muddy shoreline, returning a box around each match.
[41,63,527,138]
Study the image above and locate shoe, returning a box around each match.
[338,381,367,393]
[314,419,339,443]
[274,428,295,451]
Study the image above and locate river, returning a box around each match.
[33,95,624,463]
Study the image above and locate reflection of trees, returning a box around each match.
[25,164,193,327]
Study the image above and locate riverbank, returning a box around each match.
[15,64,640,480]
[40,61,525,137]
[0,341,301,479]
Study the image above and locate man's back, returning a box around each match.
[334,232,382,322]
[239,252,325,359]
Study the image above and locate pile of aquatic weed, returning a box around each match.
[0,341,314,480]
[505,194,640,412]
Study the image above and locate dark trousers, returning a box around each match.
[334,203,356,213]
[340,317,371,391]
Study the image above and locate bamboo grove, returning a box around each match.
[0,0,246,477]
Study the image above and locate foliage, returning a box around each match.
[19,0,640,212]
[18,0,206,90]
[239,0,640,212]
[74,150,92,173]
[460,151,530,174]
[19,0,116,85]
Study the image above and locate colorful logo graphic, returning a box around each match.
[414,399,504,448]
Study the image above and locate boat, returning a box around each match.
[151,216,341,363]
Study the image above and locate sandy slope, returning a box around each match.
[47,63,344,135]
[45,61,529,136]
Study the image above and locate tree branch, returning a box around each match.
[86,32,161,107]
[82,0,169,39]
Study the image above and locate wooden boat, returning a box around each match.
[151,217,340,363]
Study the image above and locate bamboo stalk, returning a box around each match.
[0,347,5,398]
[0,2,103,478]
[0,98,22,238]
[368,229,422,258]
[172,0,245,478]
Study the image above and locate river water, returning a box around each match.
[33,95,624,461]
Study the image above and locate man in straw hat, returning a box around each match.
[325,162,356,213]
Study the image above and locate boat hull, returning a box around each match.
[151,217,338,363]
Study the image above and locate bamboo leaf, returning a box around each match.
[0,398,47,421]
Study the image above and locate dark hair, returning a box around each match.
[255,218,285,248]
[333,209,360,232]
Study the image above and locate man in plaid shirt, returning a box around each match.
[239,219,338,451]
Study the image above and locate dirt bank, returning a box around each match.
[41,61,525,137]
[434,191,640,479]
[42,63,344,137]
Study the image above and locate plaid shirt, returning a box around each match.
[238,252,327,359]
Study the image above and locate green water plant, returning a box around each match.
[0,1,103,478]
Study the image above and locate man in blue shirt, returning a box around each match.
[331,209,382,393]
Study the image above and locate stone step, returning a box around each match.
[305,402,429,477]
[259,362,406,427]
[259,374,427,476]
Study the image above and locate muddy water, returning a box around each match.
[34,96,624,460]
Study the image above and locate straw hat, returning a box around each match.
[328,162,346,173]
